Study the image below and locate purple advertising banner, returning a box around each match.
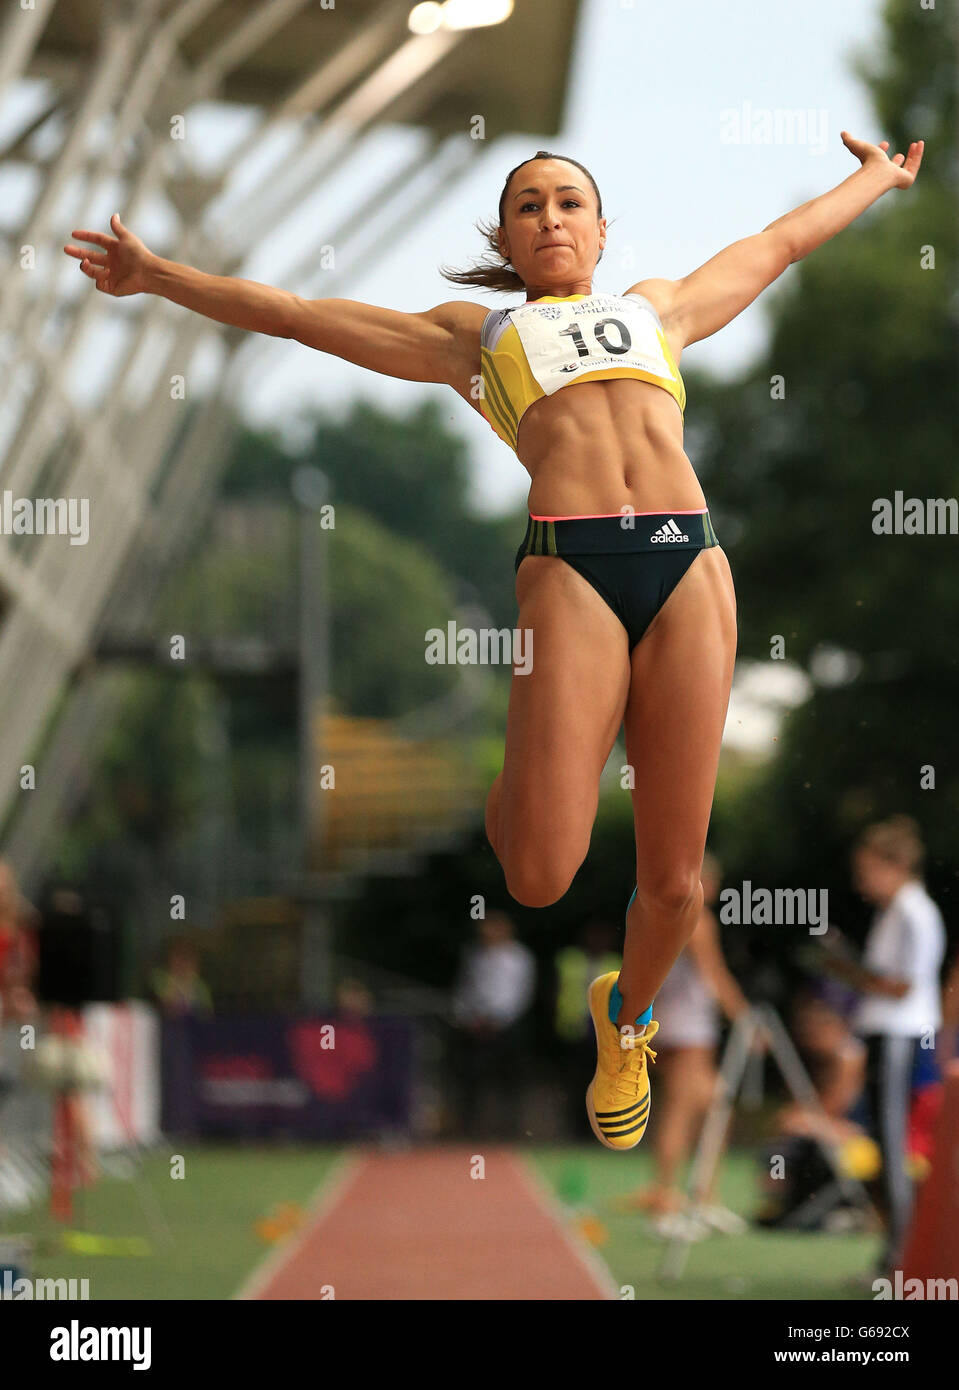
[161,1013,416,1138]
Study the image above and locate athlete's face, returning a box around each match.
[498,160,605,296]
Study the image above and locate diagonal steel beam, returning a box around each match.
[0,0,58,108]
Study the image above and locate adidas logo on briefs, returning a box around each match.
[650,518,689,543]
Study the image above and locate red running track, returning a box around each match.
[245,1147,614,1301]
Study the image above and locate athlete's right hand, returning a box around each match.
[63,213,155,297]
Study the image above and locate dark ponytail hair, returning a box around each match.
[439,150,604,294]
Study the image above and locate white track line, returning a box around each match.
[233,1150,367,1301]
[509,1153,622,1301]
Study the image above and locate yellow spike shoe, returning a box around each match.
[586,972,658,1151]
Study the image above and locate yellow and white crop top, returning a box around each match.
[479,290,685,454]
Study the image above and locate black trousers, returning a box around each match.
[863,1033,917,1273]
[558,1035,596,1140]
[457,1022,525,1140]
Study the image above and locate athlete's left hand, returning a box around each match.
[840,130,924,189]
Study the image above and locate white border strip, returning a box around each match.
[509,1153,622,1301]
[233,1151,367,1301]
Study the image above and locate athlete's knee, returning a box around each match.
[635,869,704,918]
[504,855,579,908]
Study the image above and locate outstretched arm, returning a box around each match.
[64,214,477,386]
[630,132,924,350]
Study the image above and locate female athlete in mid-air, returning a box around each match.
[65,129,923,1149]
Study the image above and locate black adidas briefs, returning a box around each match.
[514,510,720,652]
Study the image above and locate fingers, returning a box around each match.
[70,228,113,249]
[64,248,107,285]
[63,215,128,268]
[890,140,924,182]
[71,256,111,289]
[63,245,107,265]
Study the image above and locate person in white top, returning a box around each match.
[823,816,946,1276]
[452,913,536,1138]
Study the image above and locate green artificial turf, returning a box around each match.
[528,1145,883,1301]
[1,1144,342,1301]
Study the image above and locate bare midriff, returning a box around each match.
[515,376,706,518]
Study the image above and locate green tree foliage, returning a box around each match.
[328,503,460,718]
[153,495,463,719]
[222,398,525,630]
[690,0,958,925]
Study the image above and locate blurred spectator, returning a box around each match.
[822,816,946,1276]
[777,987,867,1145]
[336,977,374,1018]
[938,948,959,1068]
[894,939,959,1176]
[616,852,757,1228]
[552,920,620,1138]
[150,938,213,1018]
[752,982,873,1234]
[0,861,39,1016]
[0,862,39,1102]
[0,864,44,1210]
[451,912,534,1139]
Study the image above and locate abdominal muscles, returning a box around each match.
[519,377,707,518]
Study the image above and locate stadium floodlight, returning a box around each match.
[441,0,514,28]
[408,2,444,34]
[408,0,514,34]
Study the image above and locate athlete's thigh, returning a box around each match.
[498,555,631,851]
[624,546,737,876]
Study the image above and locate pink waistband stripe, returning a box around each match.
[529,508,708,521]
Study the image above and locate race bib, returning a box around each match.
[509,294,671,396]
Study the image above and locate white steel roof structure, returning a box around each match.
[0,0,582,892]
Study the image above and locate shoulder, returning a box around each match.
[899,882,944,931]
[421,299,491,336]
[622,278,681,324]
